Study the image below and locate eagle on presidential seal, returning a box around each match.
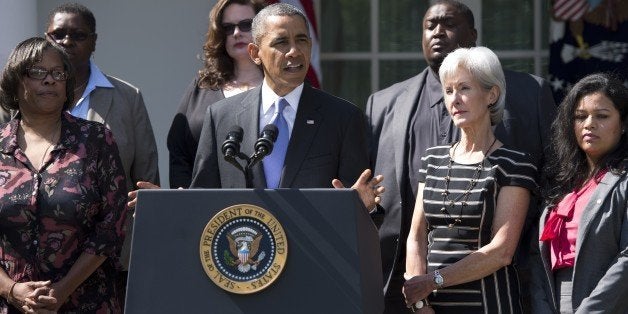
[225,226,266,273]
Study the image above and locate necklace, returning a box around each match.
[440,137,498,228]
[38,140,56,171]
[19,120,61,171]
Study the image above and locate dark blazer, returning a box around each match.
[167,78,225,188]
[366,67,557,296]
[530,165,628,314]
[190,84,369,189]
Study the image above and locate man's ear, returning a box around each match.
[89,33,98,55]
[248,43,261,65]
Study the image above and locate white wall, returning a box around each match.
[0,0,38,62]
[32,0,218,187]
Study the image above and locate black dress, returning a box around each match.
[167,78,225,188]
[418,144,537,313]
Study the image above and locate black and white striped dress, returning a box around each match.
[418,144,537,314]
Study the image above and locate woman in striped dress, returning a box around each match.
[403,47,538,313]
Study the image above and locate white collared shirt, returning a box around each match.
[69,61,114,119]
[259,80,303,138]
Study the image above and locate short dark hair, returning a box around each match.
[0,37,75,112]
[198,0,266,90]
[544,72,628,206]
[47,2,96,33]
[252,3,309,45]
[433,0,475,29]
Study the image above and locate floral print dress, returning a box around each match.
[0,113,128,313]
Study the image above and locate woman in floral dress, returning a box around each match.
[0,37,128,313]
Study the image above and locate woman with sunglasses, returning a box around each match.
[166,0,266,189]
[0,37,128,313]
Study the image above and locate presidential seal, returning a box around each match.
[199,204,288,294]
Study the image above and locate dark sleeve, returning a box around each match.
[87,127,129,257]
[167,111,197,188]
[337,107,370,187]
[497,150,538,193]
[189,105,221,188]
[167,79,200,188]
[536,78,557,187]
[365,93,379,170]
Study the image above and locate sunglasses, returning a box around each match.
[222,19,253,35]
[46,30,94,42]
[26,67,69,81]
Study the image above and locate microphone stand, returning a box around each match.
[224,124,277,188]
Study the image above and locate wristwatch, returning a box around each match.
[433,269,444,289]
[409,299,430,312]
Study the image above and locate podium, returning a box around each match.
[125,189,384,314]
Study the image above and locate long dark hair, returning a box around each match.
[0,37,75,112]
[197,0,266,90]
[544,73,628,206]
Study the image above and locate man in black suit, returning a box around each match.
[367,1,557,312]
[190,3,382,208]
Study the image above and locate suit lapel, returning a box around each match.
[575,171,622,258]
[235,87,266,188]
[86,87,113,123]
[280,85,321,187]
[392,70,427,190]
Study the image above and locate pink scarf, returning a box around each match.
[540,170,606,268]
[540,170,607,269]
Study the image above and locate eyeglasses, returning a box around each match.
[25,67,69,81]
[222,19,253,35]
[46,30,94,42]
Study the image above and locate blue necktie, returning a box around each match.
[264,98,289,188]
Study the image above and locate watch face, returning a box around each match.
[434,270,444,286]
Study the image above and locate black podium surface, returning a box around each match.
[126,189,383,314]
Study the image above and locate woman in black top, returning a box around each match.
[167,0,265,188]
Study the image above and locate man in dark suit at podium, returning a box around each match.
[366,1,556,312]
[190,3,381,208]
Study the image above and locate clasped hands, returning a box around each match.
[8,280,66,313]
[402,274,436,314]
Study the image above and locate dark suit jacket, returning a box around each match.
[530,164,628,314]
[366,67,557,295]
[190,84,369,189]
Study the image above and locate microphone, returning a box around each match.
[249,124,278,167]
[221,125,244,160]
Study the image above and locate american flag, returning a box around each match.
[266,0,321,88]
[553,0,590,21]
